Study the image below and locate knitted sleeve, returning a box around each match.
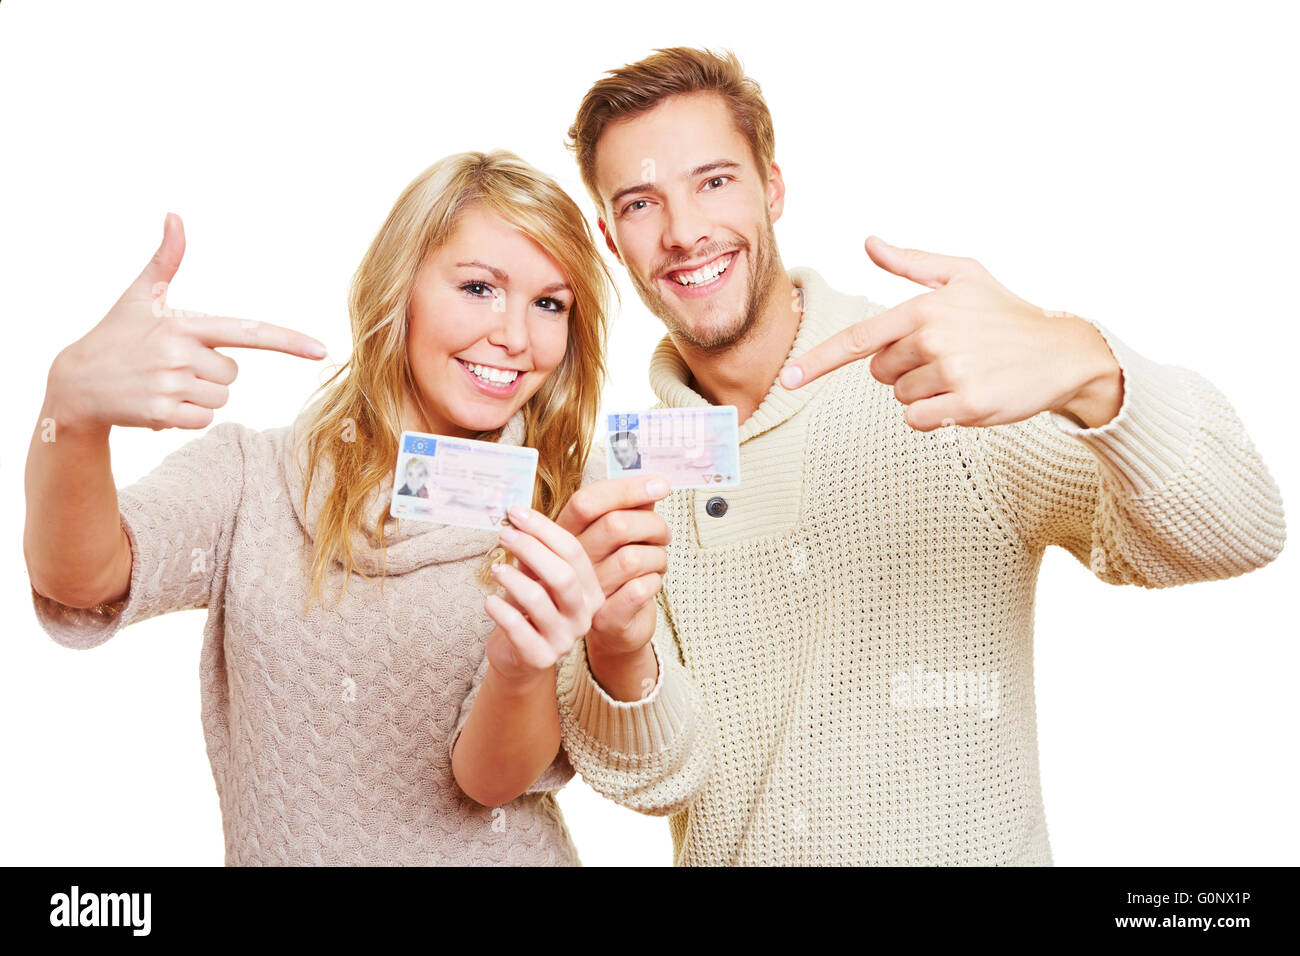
[555,591,716,816]
[30,422,249,650]
[972,317,1286,585]
[448,648,575,795]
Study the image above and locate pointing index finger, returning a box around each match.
[173,311,327,359]
[778,294,924,389]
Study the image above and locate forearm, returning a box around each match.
[586,640,658,702]
[24,383,130,607]
[995,315,1286,583]
[451,663,562,807]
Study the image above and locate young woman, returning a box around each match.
[24,151,634,865]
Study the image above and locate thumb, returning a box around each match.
[865,235,975,290]
[129,212,186,296]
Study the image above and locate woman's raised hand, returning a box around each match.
[46,213,328,433]
[484,503,606,684]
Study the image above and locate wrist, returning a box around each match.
[586,638,658,702]
[45,351,106,436]
[1055,315,1123,429]
[485,659,556,700]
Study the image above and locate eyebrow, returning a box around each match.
[607,159,742,208]
[455,260,506,280]
[454,261,571,297]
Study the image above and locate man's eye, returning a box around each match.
[623,199,649,215]
[704,176,731,190]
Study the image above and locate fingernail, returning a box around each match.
[646,478,669,499]
[780,365,803,389]
[508,503,531,522]
[499,527,518,542]
[306,339,327,359]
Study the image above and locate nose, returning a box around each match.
[485,289,529,356]
[662,194,711,258]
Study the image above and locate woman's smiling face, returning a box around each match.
[405,204,573,437]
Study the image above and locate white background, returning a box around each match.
[2,1,1296,866]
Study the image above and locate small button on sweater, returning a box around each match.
[557,265,1287,866]
[31,400,578,866]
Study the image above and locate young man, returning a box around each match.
[554,47,1286,865]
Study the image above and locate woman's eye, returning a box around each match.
[461,281,493,297]
[536,297,569,314]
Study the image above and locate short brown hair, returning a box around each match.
[566,47,776,213]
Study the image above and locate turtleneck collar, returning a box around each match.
[647,266,863,444]
[280,397,528,575]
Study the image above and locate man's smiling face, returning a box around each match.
[594,92,786,352]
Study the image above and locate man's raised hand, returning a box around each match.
[556,474,671,666]
[778,236,1123,431]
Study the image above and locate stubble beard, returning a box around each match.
[627,213,782,356]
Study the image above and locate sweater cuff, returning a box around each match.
[30,510,141,650]
[1048,317,1201,499]
[557,637,692,757]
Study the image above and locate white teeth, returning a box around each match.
[463,361,519,384]
[673,254,732,287]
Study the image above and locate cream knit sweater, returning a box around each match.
[31,401,580,866]
[557,266,1287,866]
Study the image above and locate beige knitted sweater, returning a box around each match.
[556,266,1287,866]
[31,400,580,866]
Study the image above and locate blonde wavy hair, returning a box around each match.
[294,151,613,609]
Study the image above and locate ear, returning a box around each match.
[767,161,787,225]
[598,218,623,263]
